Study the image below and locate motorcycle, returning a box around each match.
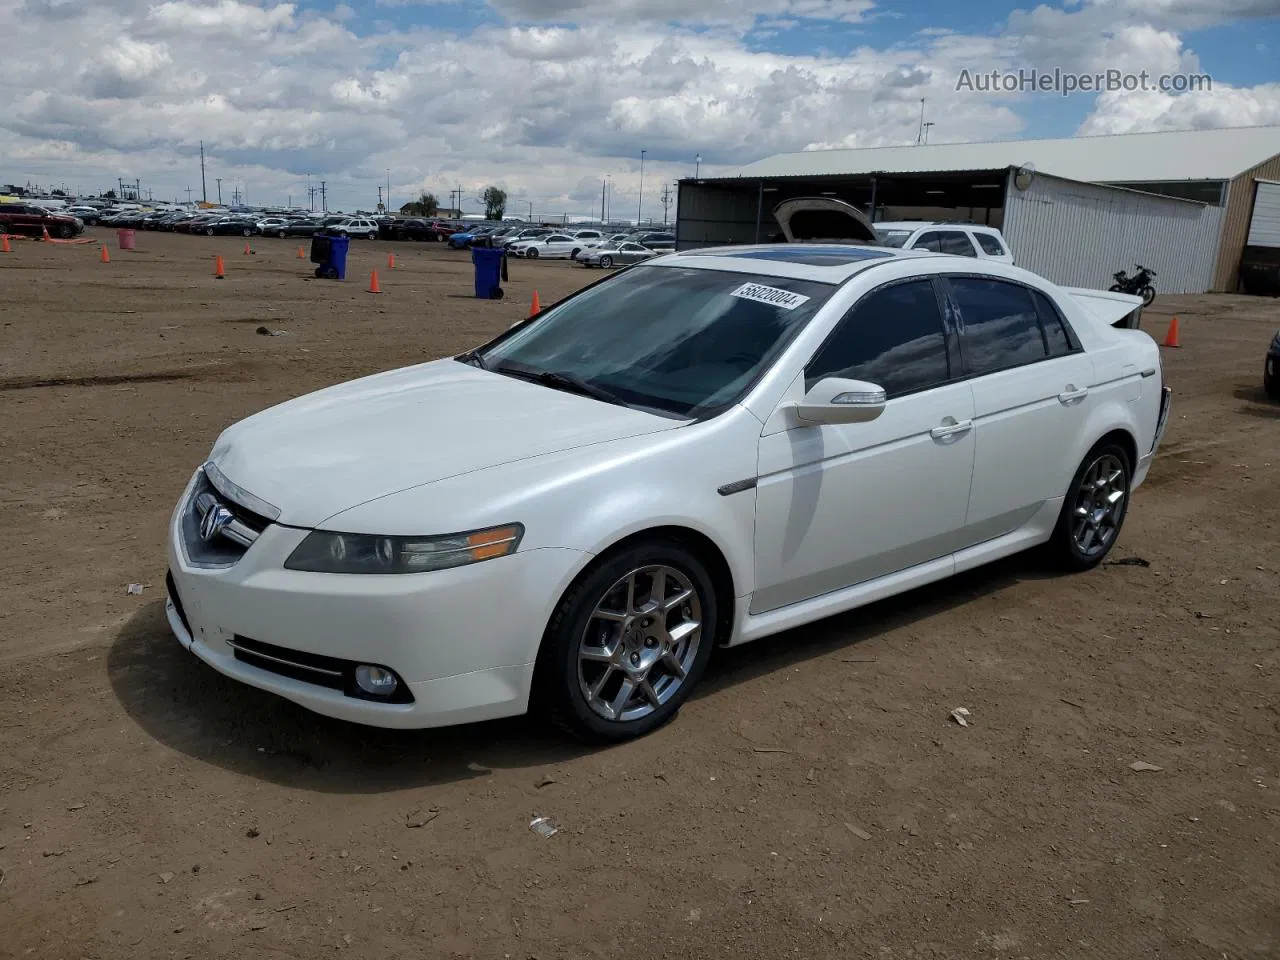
[1110,264,1157,307]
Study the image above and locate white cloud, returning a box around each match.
[1,0,1276,215]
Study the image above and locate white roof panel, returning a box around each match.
[729,125,1280,184]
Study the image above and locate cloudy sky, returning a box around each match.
[2,0,1277,217]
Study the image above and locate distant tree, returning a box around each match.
[399,191,439,217]
[51,188,66,196]
[483,186,507,220]
[104,189,117,199]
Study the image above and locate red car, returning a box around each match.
[0,201,85,239]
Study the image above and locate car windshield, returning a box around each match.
[874,228,913,248]
[474,265,835,418]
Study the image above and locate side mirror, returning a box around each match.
[794,378,886,425]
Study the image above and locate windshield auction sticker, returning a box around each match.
[730,282,811,310]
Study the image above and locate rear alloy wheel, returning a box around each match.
[537,539,717,743]
[571,248,581,259]
[242,228,252,237]
[1050,441,1132,570]
[205,227,215,236]
[278,230,287,239]
[59,224,74,239]
[367,231,377,241]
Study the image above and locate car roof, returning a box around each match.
[875,221,1003,233]
[649,242,1027,283]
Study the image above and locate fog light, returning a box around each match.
[354,664,399,697]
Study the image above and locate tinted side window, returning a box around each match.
[1031,290,1078,356]
[806,280,951,398]
[949,278,1048,376]
[974,232,1006,256]
[939,231,978,257]
[912,231,943,253]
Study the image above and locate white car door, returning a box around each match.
[941,276,1097,546]
[752,277,977,614]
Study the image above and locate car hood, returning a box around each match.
[208,359,680,528]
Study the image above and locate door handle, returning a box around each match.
[930,418,973,441]
[1058,385,1089,404]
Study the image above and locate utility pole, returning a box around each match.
[601,177,607,225]
[695,153,701,178]
[916,98,927,144]
[528,200,533,222]
[386,169,391,212]
[923,121,935,144]
[216,178,222,205]
[185,186,193,204]
[320,181,327,212]
[637,148,646,226]
[660,183,673,225]
[377,185,383,212]
[200,140,207,202]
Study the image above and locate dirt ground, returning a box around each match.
[1,229,1277,959]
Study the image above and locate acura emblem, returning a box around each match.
[199,502,234,543]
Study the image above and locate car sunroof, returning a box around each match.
[693,245,895,265]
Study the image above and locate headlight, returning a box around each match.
[283,523,523,574]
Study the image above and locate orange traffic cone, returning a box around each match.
[214,255,226,279]
[296,245,305,259]
[1,235,10,254]
[243,240,252,255]
[529,289,541,317]
[100,245,110,263]
[41,225,51,242]
[387,252,396,269]
[1162,315,1181,348]
[368,270,382,294]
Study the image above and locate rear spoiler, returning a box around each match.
[1062,287,1144,330]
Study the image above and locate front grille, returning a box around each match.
[228,636,415,704]
[180,469,271,567]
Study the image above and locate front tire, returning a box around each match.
[1049,441,1132,571]
[278,230,287,238]
[600,255,613,268]
[1140,285,1156,307]
[526,248,539,259]
[205,227,215,236]
[535,539,718,743]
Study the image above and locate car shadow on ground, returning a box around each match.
[1233,384,1280,418]
[107,552,1065,794]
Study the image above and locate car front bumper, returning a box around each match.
[165,479,587,729]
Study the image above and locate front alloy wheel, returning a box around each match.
[538,540,717,742]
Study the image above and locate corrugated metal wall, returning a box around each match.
[1003,171,1224,294]
[1214,154,1280,289]
[675,183,763,250]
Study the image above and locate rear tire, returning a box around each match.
[1264,365,1280,402]
[1048,440,1132,571]
[534,538,718,743]
[59,224,74,239]
[367,231,377,241]
[205,227,215,236]
[278,230,287,239]
[242,228,252,237]
[1108,284,1124,293]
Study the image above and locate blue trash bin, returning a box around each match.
[472,246,507,299]
[311,232,349,280]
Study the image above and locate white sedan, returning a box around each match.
[509,233,584,259]
[165,243,1170,742]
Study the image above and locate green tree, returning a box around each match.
[399,191,439,217]
[51,188,66,196]
[104,189,116,199]
[482,186,507,220]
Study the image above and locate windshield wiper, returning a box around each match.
[490,362,620,406]
[455,349,487,370]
